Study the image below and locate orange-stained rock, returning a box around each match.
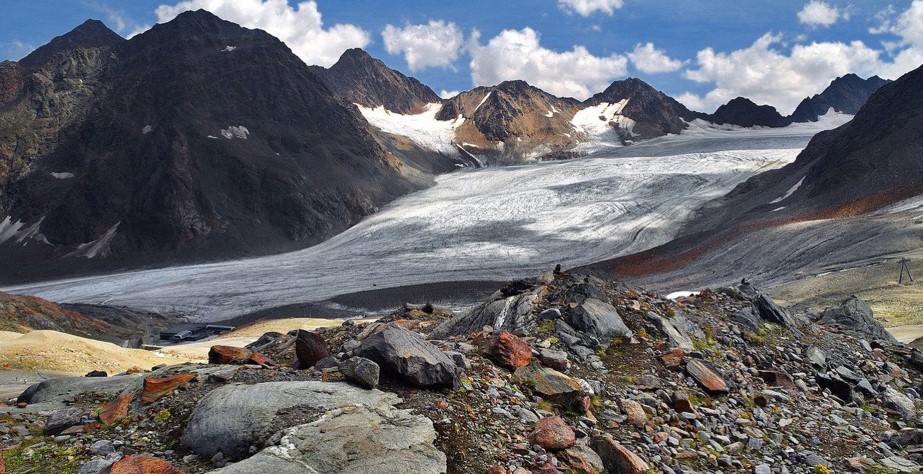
[110,455,182,474]
[660,348,685,370]
[100,393,134,425]
[487,331,532,369]
[125,366,148,374]
[513,362,582,406]
[142,373,196,404]
[530,416,576,451]
[591,436,650,474]
[208,345,253,365]
[685,359,729,394]
[619,399,648,428]
[248,352,275,366]
[486,466,509,474]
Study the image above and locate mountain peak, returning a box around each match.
[19,18,124,68]
[711,97,791,128]
[790,72,891,122]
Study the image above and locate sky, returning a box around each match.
[1,0,922,114]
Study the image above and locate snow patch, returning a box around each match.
[544,110,554,118]
[0,216,24,245]
[666,291,699,300]
[220,126,249,140]
[571,100,633,153]
[222,46,237,52]
[474,92,491,112]
[0,216,48,246]
[142,125,153,135]
[770,176,805,204]
[771,206,786,212]
[357,103,465,155]
[50,172,74,179]
[66,222,120,259]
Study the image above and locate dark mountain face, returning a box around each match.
[588,63,923,280]
[708,97,792,128]
[790,73,890,122]
[584,77,704,140]
[18,20,125,69]
[308,48,441,114]
[0,11,424,282]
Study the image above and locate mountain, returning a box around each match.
[0,11,429,282]
[790,73,890,122]
[17,19,125,68]
[308,48,441,114]
[707,97,792,128]
[435,80,582,162]
[583,77,704,139]
[586,63,923,286]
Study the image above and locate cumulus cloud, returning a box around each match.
[467,27,627,99]
[382,21,464,71]
[557,0,624,17]
[873,0,923,78]
[152,0,370,67]
[680,33,884,113]
[628,43,685,73]
[439,90,460,99]
[797,1,845,27]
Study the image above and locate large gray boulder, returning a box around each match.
[19,375,144,405]
[429,292,537,339]
[182,381,399,460]
[819,295,898,343]
[358,324,458,387]
[566,298,633,342]
[645,312,694,351]
[210,405,446,474]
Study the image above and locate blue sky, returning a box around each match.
[2,1,921,113]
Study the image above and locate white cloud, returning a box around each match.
[874,0,923,78]
[152,0,370,67]
[557,0,624,17]
[797,1,844,27]
[628,42,685,73]
[467,27,627,99]
[439,90,460,99]
[681,33,885,113]
[382,21,464,71]
[2,40,35,61]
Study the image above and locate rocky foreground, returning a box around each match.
[3,272,923,473]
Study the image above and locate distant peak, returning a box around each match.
[340,48,372,59]
[19,17,124,68]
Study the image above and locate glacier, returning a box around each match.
[1,122,847,322]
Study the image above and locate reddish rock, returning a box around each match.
[685,359,729,394]
[487,466,509,474]
[125,366,147,374]
[100,393,133,425]
[142,373,196,404]
[619,399,648,428]
[110,455,182,474]
[660,348,685,369]
[513,363,582,406]
[248,352,276,366]
[673,390,695,413]
[293,329,331,369]
[530,416,576,451]
[533,461,563,474]
[591,436,650,474]
[208,345,254,365]
[561,447,602,474]
[487,331,532,369]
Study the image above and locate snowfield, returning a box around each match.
[3,122,846,321]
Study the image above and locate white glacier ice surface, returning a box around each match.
[357,103,465,156]
[2,124,844,322]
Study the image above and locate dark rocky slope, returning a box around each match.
[308,48,441,114]
[791,73,890,122]
[0,11,427,282]
[584,77,704,140]
[707,97,792,128]
[585,63,923,281]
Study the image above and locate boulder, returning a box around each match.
[487,331,532,369]
[182,381,399,460]
[338,356,380,389]
[210,405,446,474]
[566,298,633,344]
[44,407,84,435]
[141,372,196,404]
[883,386,917,421]
[530,416,575,451]
[819,296,898,343]
[109,455,181,474]
[591,435,650,474]
[293,330,331,369]
[513,363,582,406]
[685,359,729,394]
[85,370,108,378]
[429,293,537,339]
[620,399,648,428]
[357,324,458,388]
[19,374,143,405]
[537,348,570,371]
[646,312,694,351]
[805,346,827,367]
[755,294,801,329]
[208,346,254,365]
